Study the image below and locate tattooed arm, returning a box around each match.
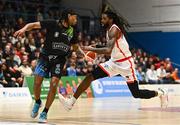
[81,27,119,54]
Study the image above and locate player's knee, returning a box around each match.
[132,94,139,98]
[51,76,59,82]
[87,73,95,81]
[131,91,140,98]
[35,80,42,86]
[51,76,59,87]
[34,81,42,86]
[34,75,43,85]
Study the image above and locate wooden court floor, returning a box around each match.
[0,97,180,125]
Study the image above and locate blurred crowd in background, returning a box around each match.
[0,0,180,88]
[0,0,63,27]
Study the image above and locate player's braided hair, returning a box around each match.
[103,10,130,34]
[59,9,78,43]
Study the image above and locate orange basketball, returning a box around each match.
[85,51,96,61]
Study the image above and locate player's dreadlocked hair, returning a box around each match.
[102,10,130,34]
[60,9,77,23]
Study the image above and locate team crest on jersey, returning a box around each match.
[54,32,59,37]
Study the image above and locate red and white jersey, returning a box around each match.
[106,24,132,62]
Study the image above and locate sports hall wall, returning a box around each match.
[107,0,180,31]
[128,32,180,67]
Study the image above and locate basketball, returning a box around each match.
[85,51,97,61]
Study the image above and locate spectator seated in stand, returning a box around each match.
[157,64,173,84]
[171,68,180,83]
[66,63,77,76]
[146,65,159,84]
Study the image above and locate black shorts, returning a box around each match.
[34,56,66,78]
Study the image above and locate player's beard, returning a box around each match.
[101,23,109,30]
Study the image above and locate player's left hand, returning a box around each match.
[81,46,93,51]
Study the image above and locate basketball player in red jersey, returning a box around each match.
[58,10,168,110]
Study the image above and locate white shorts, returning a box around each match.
[98,57,137,83]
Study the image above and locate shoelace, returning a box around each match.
[40,112,47,119]
[158,88,165,95]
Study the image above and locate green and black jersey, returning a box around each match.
[40,20,78,57]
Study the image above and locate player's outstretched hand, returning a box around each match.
[13,28,26,38]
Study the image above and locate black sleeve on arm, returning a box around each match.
[40,20,56,30]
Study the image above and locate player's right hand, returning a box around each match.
[13,28,26,38]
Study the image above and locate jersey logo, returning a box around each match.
[62,33,68,36]
[55,64,61,74]
[48,55,58,61]
[54,32,59,37]
[52,42,70,52]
